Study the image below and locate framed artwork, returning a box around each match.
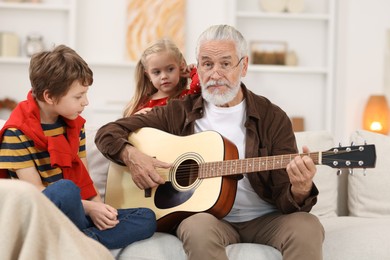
[126,0,186,61]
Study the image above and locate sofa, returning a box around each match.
[1,115,388,259]
[83,125,390,260]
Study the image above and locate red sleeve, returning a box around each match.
[188,67,201,94]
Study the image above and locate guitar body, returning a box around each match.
[105,128,239,232]
[105,127,377,232]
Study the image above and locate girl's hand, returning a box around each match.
[134,107,152,115]
[84,200,119,230]
[181,63,196,78]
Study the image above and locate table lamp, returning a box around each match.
[362,95,390,135]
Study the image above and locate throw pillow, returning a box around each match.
[85,124,110,199]
[294,131,338,217]
[348,130,390,217]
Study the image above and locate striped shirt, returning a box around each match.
[0,118,86,186]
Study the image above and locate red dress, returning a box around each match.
[137,68,200,110]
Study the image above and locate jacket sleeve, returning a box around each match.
[247,97,319,214]
[268,110,319,213]
[94,104,178,165]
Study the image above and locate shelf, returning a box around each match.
[236,11,330,21]
[91,106,124,113]
[248,65,328,74]
[0,57,326,74]
[233,0,336,132]
[0,57,138,69]
[88,60,136,68]
[0,2,71,11]
[0,57,29,64]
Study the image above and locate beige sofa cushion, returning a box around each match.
[349,130,390,217]
[321,217,390,260]
[85,124,111,199]
[119,232,282,260]
[294,131,338,217]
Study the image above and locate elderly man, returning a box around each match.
[95,24,324,260]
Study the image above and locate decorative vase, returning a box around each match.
[259,0,287,13]
[25,34,44,57]
[286,0,306,13]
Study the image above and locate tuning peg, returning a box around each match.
[349,168,354,175]
[363,169,367,176]
[350,141,354,146]
[338,142,342,147]
[364,140,367,145]
[336,169,342,175]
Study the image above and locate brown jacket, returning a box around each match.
[95,83,318,214]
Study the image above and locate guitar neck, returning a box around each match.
[199,152,320,178]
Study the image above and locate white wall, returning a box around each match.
[334,0,390,141]
[2,0,390,141]
[76,0,128,62]
[75,0,228,63]
[74,0,229,126]
[185,0,229,62]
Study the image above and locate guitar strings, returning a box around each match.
[156,149,366,182]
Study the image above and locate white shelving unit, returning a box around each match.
[0,0,76,102]
[229,0,336,132]
[0,0,133,127]
[0,0,337,130]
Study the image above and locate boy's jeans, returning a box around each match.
[43,179,156,249]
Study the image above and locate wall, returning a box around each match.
[76,0,335,130]
[76,0,228,63]
[2,0,390,142]
[74,0,229,126]
[335,0,390,141]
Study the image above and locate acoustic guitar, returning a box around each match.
[105,127,376,232]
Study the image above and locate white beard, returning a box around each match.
[201,79,241,106]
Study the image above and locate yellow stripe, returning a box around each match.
[2,135,25,143]
[44,127,65,136]
[79,150,86,158]
[0,161,35,169]
[33,157,51,167]
[40,168,62,178]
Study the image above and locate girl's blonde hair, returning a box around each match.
[123,39,188,117]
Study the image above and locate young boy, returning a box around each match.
[0,45,156,249]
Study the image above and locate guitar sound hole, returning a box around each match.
[176,159,199,187]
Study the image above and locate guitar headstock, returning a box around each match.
[321,144,376,169]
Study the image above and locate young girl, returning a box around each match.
[123,39,200,116]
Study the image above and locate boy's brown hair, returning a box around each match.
[29,45,93,102]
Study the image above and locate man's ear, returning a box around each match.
[241,56,249,77]
[43,90,55,105]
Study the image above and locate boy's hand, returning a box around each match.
[84,200,119,230]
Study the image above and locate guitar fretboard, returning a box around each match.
[198,152,320,178]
